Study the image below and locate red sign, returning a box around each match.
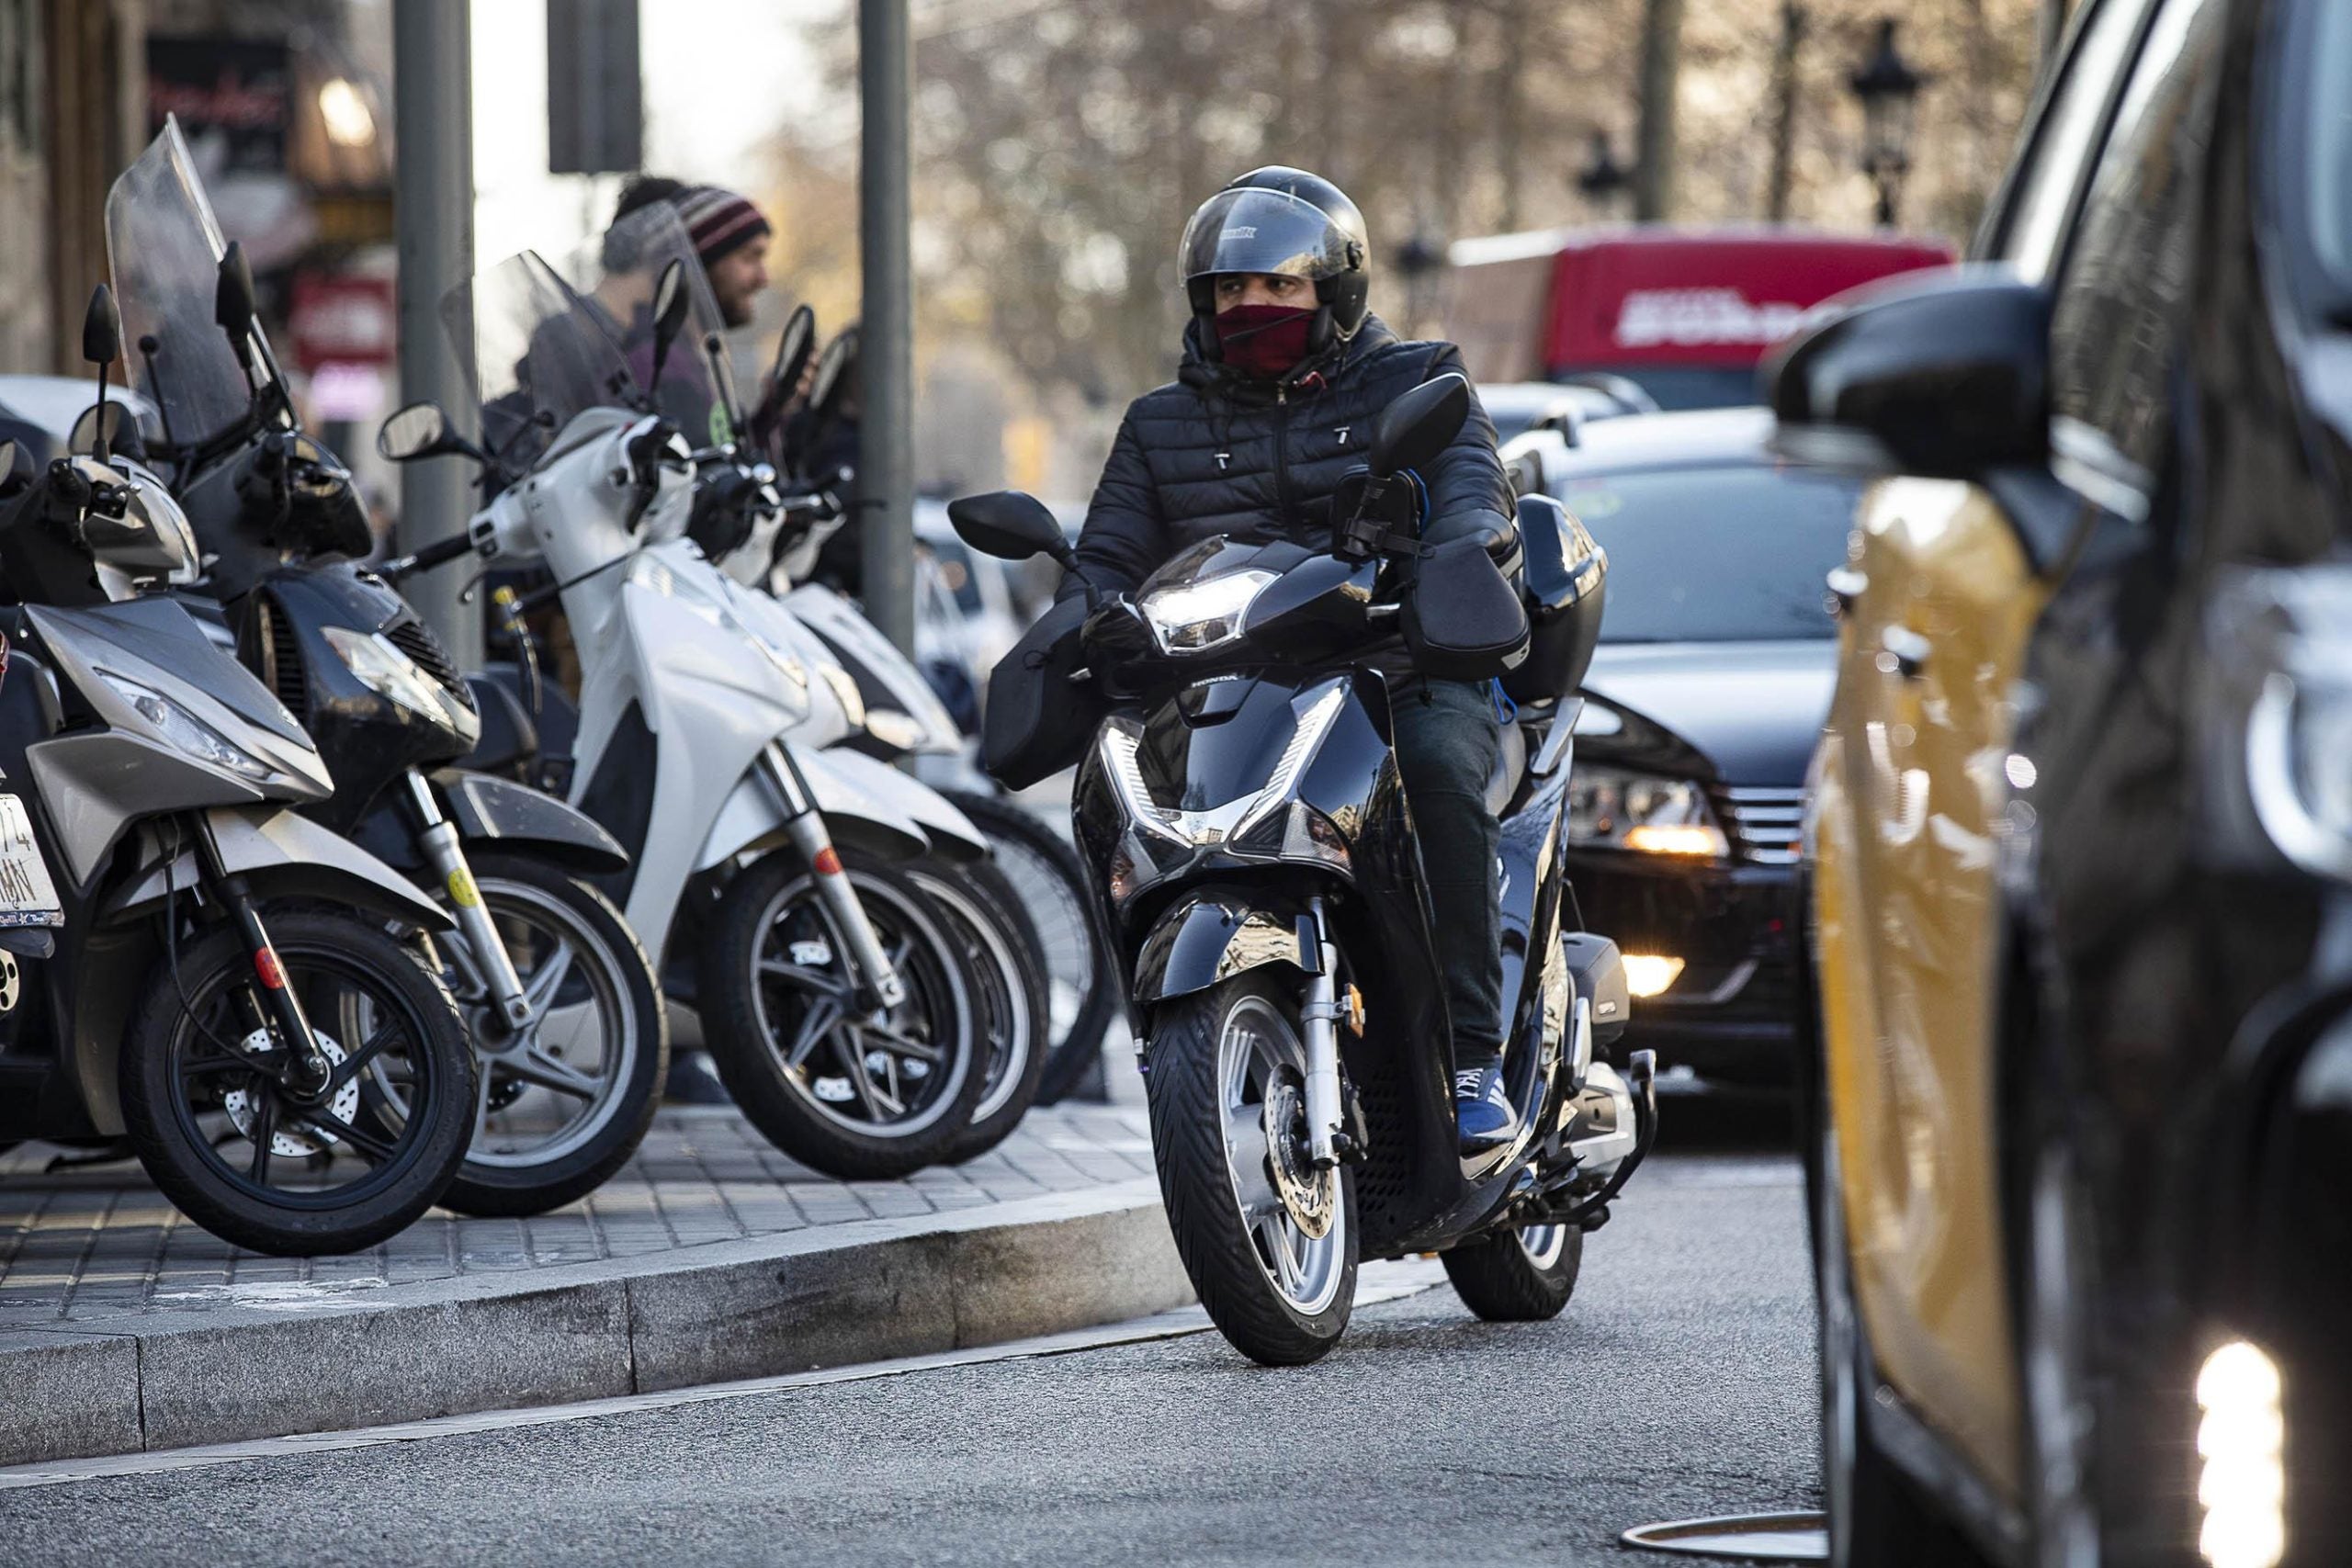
[1542,230,1952,372]
[289,273,397,371]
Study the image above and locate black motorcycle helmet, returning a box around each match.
[1179,166,1371,362]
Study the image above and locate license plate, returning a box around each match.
[0,795,62,927]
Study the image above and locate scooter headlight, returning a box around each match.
[96,671,287,784]
[1139,569,1276,655]
[321,626,448,722]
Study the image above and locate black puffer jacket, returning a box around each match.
[1066,314,1513,601]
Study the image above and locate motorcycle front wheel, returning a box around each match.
[429,853,668,1218]
[1145,973,1357,1366]
[700,845,983,1179]
[119,910,476,1256]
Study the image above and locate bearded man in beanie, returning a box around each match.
[614,175,774,328]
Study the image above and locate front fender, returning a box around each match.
[432,769,630,875]
[803,744,987,863]
[1132,891,1312,1007]
[107,807,456,931]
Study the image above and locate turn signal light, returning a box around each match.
[2197,1339,2286,1568]
[1621,955,1685,998]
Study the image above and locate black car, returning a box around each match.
[1510,407,1864,1086]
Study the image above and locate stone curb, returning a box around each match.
[0,1179,1188,1468]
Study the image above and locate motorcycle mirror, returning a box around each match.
[214,242,259,368]
[648,258,690,391]
[0,439,17,498]
[946,490,1071,566]
[378,400,453,463]
[82,284,121,367]
[69,400,132,459]
[772,304,815,400]
[1371,373,1470,478]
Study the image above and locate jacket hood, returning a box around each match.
[1179,312,1399,405]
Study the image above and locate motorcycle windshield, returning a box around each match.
[564,206,741,449]
[443,248,639,473]
[1135,536,1315,598]
[106,118,281,451]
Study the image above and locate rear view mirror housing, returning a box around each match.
[83,284,122,367]
[379,400,458,463]
[215,242,259,368]
[1372,373,1470,477]
[808,326,860,425]
[947,490,1072,565]
[772,305,816,403]
[1765,267,2050,479]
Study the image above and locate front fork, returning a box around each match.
[1299,896,1349,1168]
[760,743,908,1010]
[190,817,330,1091]
[404,771,534,1035]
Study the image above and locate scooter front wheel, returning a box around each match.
[1145,974,1357,1366]
[700,847,983,1179]
[119,911,476,1256]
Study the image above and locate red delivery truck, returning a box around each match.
[1440,225,1954,410]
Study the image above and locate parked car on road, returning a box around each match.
[1790,0,2346,1562]
[1476,377,1657,446]
[1511,407,1863,1089]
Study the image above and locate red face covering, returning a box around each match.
[1216,304,1316,379]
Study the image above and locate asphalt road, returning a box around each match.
[0,1099,1816,1568]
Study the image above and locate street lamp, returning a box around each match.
[1576,130,1633,217]
[1848,17,1924,228]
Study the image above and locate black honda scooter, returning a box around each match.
[949,375,1657,1365]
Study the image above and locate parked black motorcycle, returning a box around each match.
[0,289,478,1256]
[950,376,1657,1364]
[98,119,669,1216]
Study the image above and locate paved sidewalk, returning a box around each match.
[0,1103,1157,1332]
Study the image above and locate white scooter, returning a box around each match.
[384,244,994,1179]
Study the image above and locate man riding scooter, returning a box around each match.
[1065,166,1521,1157]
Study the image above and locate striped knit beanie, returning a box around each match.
[673,185,772,268]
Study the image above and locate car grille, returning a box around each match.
[1717,785,1804,867]
[386,618,477,714]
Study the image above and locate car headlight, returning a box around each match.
[97,671,286,784]
[321,626,448,720]
[1566,764,1729,858]
[1140,569,1276,654]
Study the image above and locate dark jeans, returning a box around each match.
[1388,677,1504,1067]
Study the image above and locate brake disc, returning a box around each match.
[220,1026,360,1158]
[1261,1078,1336,1239]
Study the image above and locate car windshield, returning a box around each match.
[444,247,639,472]
[106,118,284,450]
[1555,462,1862,643]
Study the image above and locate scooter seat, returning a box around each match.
[1485,717,1527,817]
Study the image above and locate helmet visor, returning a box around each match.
[1179,187,1356,285]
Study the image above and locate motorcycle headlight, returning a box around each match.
[1099,681,1348,850]
[97,671,287,784]
[1566,764,1729,858]
[321,626,448,720]
[1139,569,1276,655]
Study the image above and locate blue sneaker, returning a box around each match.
[1453,1061,1519,1157]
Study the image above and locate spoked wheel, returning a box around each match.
[1442,1218,1584,1321]
[910,862,1049,1166]
[942,792,1117,1105]
[1145,973,1356,1366]
[119,911,476,1256]
[424,854,668,1217]
[701,845,984,1179]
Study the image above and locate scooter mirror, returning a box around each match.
[771,304,816,403]
[1371,372,1470,478]
[947,491,1070,565]
[649,258,691,389]
[82,284,122,367]
[214,242,259,367]
[378,400,452,463]
[69,400,132,458]
[808,326,859,423]
[0,440,17,496]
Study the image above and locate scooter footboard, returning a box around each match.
[105,807,457,931]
